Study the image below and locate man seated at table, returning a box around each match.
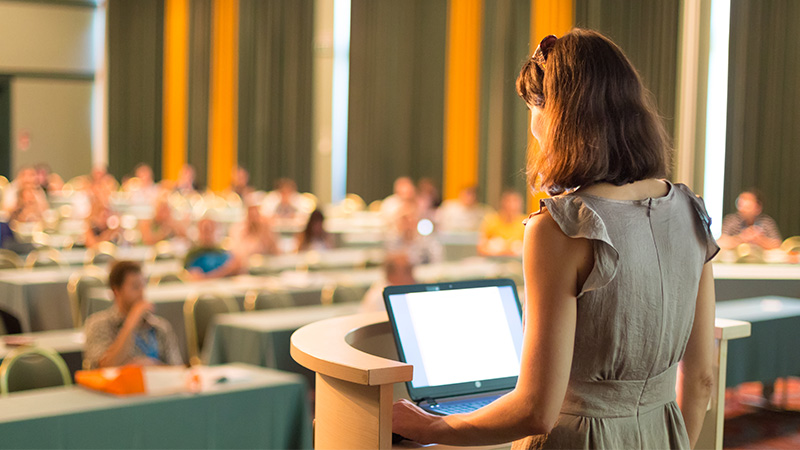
[84,261,182,368]
[184,217,241,279]
[718,189,782,250]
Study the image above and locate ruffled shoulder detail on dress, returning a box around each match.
[671,183,721,262]
[528,195,620,297]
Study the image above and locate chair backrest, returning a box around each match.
[243,289,294,311]
[184,293,239,365]
[149,271,186,286]
[85,241,118,266]
[24,248,65,269]
[0,346,72,395]
[148,240,177,262]
[67,266,107,328]
[780,236,800,253]
[735,243,764,264]
[321,284,368,305]
[0,249,22,270]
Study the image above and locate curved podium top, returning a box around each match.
[291,311,413,386]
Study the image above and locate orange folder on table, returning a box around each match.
[75,365,145,395]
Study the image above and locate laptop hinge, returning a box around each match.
[420,397,438,407]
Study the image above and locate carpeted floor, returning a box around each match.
[724,378,800,449]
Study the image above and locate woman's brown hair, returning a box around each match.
[516,29,671,196]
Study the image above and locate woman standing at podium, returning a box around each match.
[393,29,719,449]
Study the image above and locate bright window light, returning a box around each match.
[703,0,731,237]
[330,0,351,204]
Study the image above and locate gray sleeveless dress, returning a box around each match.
[512,181,719,450]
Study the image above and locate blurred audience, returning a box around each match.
[229,194,279,262]
[263,178,304,219]
[478,190,526,256]
[84,261,182,368]
[296,209,334,252]
[380,177,416,222]
[231,166,253,199]
[384,199,442,265]
[10,186,46,225]
[436,186,493,232]
[416,178,441,220]
[84,197,122,248]
[184,217,240,279]
[360,252,417,313]
[139,194,188,245]
[35,163,63,194]
[3,166,48,215]
[90,165,118,200]
[719,189,782,250]
[128,163,160,204]
[176,164,198,196]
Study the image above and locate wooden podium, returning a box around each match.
[291,312,750,450]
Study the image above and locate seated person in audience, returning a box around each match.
[3,166,48,216]
[478,189,527,256]
[360,252,417,312]
[126,163,160,204]
[139,193,188,245]
[296,209,334,252]
[231,166,253,199]
[262,178,304,219]
[9,186,45,225]
[416,178,442,221]
[89,165,118,200]
[84,197,122,248]
[229,194,279,262]
[380,176,417,222]
[718,189,782,250]
[385,199,443,265]
[436,185,493,232]
[175,164,199,196]
[84,261,182,368]
[184,217,240,279]
[35,163,63,194]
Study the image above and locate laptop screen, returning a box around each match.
[384,279,524,400]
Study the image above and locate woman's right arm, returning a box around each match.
[678,262,716,448]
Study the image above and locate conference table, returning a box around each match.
[204,303,362,385]
[0,329,84,376]
[715,296,800,388]
[0,363,311,449]
[713,263,800,301]
[0,261,183,332]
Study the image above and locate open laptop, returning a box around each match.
[383,278,523,415]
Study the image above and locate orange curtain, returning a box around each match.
[207,0,239,192]
[528,0,572,209]
[162,0,189,181]
[443,0,483,201]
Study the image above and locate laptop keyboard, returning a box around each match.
[422,395,501,415]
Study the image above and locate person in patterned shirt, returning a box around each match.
[84,261,182,368]
[718,189,782,250]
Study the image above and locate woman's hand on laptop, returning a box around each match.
[392,398,444,444]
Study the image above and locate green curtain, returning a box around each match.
[107,0,164,180]
[186,0,212,190]
[724,0,800,237]
[237,0,315,193]
[478,0,531,206]
[346,0,447,203]
[574,0,681,147]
